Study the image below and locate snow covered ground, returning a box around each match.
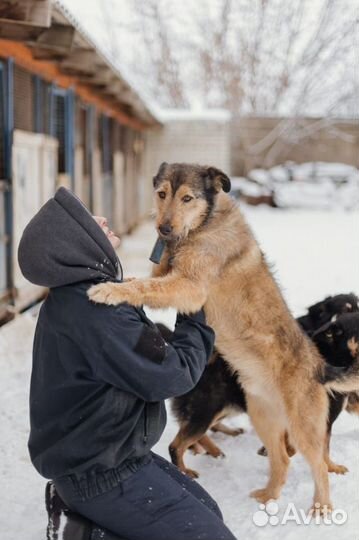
[233,162,359,211]
[0,204,358,540]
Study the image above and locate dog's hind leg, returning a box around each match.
[169,425,207,478]
[289,389,333,512]
[198,434,225,458]
[189,442,206,455]
[324,430,348,475]
[324,392,348,474]
[247,395,290,503]
[211,422,245,437]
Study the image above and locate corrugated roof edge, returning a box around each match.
[54,0,162,126]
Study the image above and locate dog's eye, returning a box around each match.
[325,331,333,339]
[158,192,166,200]
[182,195,193,203]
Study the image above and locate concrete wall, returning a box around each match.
[144,111,231,185]
[145,113,358,181]
[231,117,359,175]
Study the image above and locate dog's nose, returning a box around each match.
[159,223,173,236]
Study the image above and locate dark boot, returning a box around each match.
[45,482,121,540]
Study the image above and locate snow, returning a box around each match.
[238,162,359,210]
[231,178,271,198]
[1,205,358,540]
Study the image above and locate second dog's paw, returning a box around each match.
[327,462,349,475]
[207,448,225,459]
[184,468,200,479]
[88,283,121,305]
[250,488,278,503]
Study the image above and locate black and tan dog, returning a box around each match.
[297,294,358,334]
[89,162,346,510]
[313,312,359,473]
[316,312,359,392]
[162,294,358,478]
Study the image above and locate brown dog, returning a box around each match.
[89,162,335,512]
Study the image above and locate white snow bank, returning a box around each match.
[238,162,359,210]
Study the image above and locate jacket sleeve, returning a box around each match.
[97,305,215,402]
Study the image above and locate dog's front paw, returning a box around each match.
[88,282,124,305]
[309,501,333,516]
[250,488,279,503]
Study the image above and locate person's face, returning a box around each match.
[93,216,121,249]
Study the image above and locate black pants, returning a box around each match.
[54,453,236,540]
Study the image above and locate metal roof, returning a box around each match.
[0,0,160,126]
[53,0,160,126]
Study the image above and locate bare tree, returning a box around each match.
[190,0,357,166]
[124,0,188,108]
[99,0,357,123]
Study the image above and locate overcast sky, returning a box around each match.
[61,0,358,117]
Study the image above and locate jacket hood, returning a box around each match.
[18,187,123,288]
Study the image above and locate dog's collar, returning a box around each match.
[149,237,166,264]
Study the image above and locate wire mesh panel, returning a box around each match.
[41,81,51,135]
[13,65,34,132]
[123,127,139,231]
[113,123,126,234]
[73,98,86,200]
[84,105,95,211]
[53,92,66,173]
[33,77,51,135]
[100,115,114,227]
[0,60,10,305]
[49,87,75,189]
[0,62,5,181]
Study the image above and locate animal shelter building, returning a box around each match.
[0,0,161,321]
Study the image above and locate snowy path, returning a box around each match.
[0,204,358,539]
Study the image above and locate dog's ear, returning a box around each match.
[206,166,231,193]
[308,300,326,321]
[153,162,168,188]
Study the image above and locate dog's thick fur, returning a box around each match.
[165,294,358,478]
[89,162,336,510]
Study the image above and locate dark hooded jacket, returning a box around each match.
[18,188,214,498]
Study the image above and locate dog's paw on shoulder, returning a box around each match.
[87,282,118,305]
